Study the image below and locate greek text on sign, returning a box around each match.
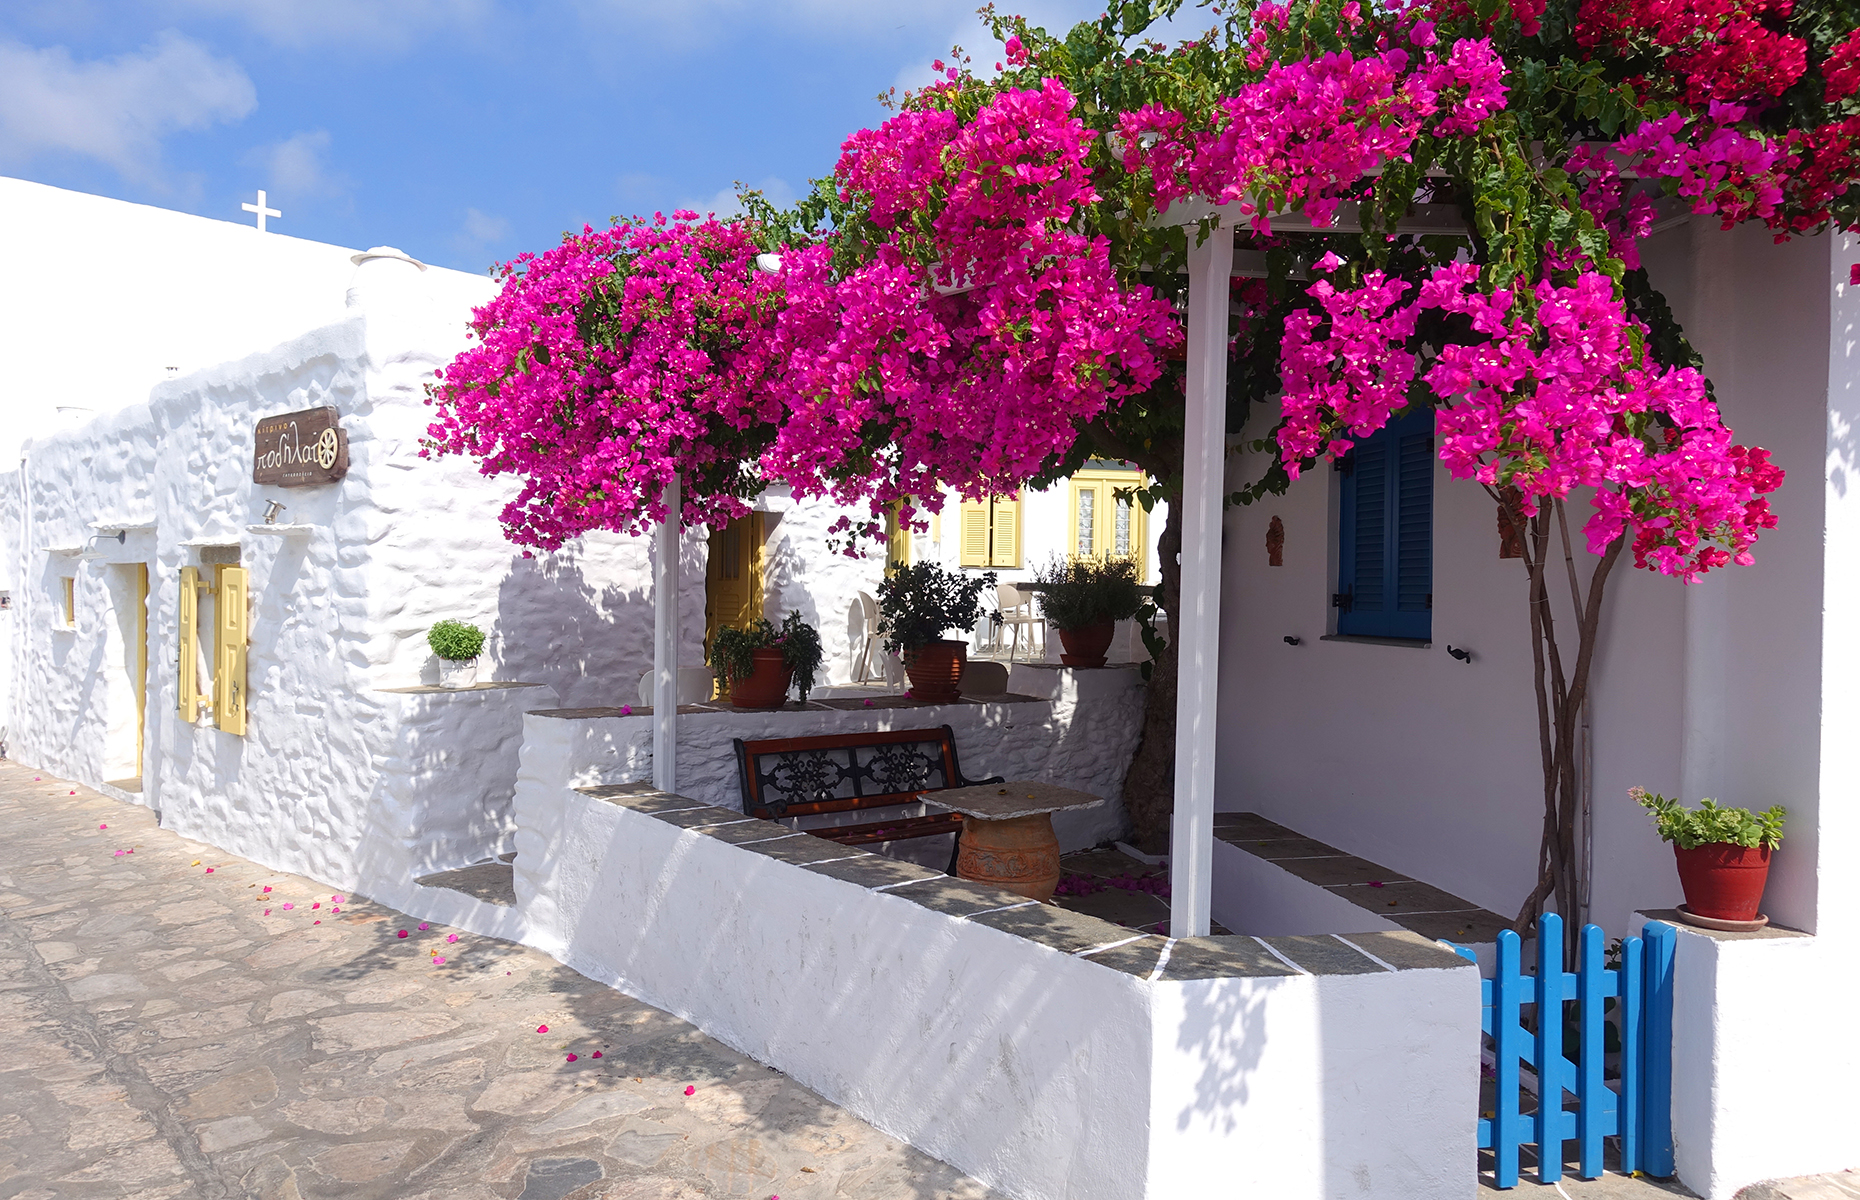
[253,407,349,487]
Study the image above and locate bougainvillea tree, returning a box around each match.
[425,213,787,547]
[430,0,1858,938]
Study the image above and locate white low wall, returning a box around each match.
[1211,836,1406,937]
[1650,914,1860,1199]
[525,669,1146,854]
[514,780,1482,1200]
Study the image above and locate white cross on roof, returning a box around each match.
[241,189,281,233]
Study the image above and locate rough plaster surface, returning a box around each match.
[513,783,1481,1200]
[0,762,1002,1200]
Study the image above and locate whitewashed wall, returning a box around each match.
[0,176,366,466]
[0,252,702,904]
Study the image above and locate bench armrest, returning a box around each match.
[960,773,1006,787]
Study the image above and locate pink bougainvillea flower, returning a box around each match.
[537,1024,549,1033]
[263,909,271,915]
[332,895,344,903]
[282,902,294,910]
[204,867,214,873]
[446,934,459,943]
[98,823,106,830]
[313,920,320,925]
[620,705,633,716]
[68,790,76,795]
[262,886,271,893]
[311,903,320,909]
[434,955,446,965]
[332,907,340,914]
[592,1051,602,1058]
[418,923,429,931]
[1851,263,1860,286]
[395,928,406,937]
[862,699,874,707]
[566,1053,579,1062]
[684,1085,696,1096]
[1368,880,1385,888]
[113,850,124,857]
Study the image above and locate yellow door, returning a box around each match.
[704,514,764,665]
[214,565,248,736]
[1070,467,1148,572]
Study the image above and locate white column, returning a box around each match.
[653,478,681,794]
[1170,221,1234,938]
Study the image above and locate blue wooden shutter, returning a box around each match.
[1338,406,1433,640]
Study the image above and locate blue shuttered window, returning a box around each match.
[1337,406,1434,640]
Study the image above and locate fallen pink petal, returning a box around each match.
[446,934,458,943]
[263,909,270,915]
[537,1024,548,1033]
[332,895,344,903]
[591,1051,602,1059]
[262,886,271,893]
[433,955,446,964]
[565,1053,578,1062]
[397,929,408,938]
[282,903,294,910]
[204,866,213,873]
[311,902,320,909]
[418,922,429,930]
[684,1085,695,1096]
[97,823,106,829]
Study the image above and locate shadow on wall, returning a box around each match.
[492,551,648,710]
[558,824,1144,1200]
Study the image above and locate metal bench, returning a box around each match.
[732,724,1002,851]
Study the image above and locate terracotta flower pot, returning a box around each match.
[1057,619,1116,668]
[956,813,1063,902]
[729,648,793,709]
[903,639,966,704]
[1673,842,1772,922]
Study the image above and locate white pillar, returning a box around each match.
[653,478,681,793]
[1170,221,1233,938]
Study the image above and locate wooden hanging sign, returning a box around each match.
[253,406,348,487]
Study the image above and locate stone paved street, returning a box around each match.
[0,760,998,1200]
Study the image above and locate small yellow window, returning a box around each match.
[61,577,75,627]
[1070,466,1148,573]
[958,493,1021,569]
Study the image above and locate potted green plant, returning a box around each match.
[1633,788,1786,928]
[1035,554,1145,668]
[428,619,486,689]
[711,611,824,709]
[876,561,995,703]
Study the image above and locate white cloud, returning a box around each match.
[244,129,348,199]
[0,32,255,182]
[164,0,493,49]
[684,176,796,219]
[452,206,512,261]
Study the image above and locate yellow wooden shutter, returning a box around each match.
[214,565,249,736]
[178,567,199,720]
[883,501,912,570]
[959,499,990,567]
[990,495,1021,568]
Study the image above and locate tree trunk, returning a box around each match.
[1121,503,1182,852]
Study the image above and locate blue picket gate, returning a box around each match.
[1447,915,1676,1187]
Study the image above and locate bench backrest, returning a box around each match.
[734,725,969,820]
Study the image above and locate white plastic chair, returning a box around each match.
[996,582,1045,663]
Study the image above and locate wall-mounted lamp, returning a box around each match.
[1283,636,1302,646]
[263,500,287,526]
[88,530,127,548]
[1447,645,1473,664]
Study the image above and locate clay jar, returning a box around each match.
[729,648,793,709]
[903,639,966,704]
[1057,619,1116,668]
[1673,842,1772,922]
[956,814,1064,902]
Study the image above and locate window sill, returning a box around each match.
[1318,634,1431,649]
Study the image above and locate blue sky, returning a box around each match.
[0,1,1172,274]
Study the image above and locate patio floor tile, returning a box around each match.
[1157,936,1301,980]
[1341,930,1483,970]
[1330,879,1479,914]
[1258,934,1389,975]
[1076,935,1169,977]
[737,834,864,867]
[966,904,1141,955]
[1276,855,1415,887]
[798,855,943,890]
[650,807,758,830]
[882,876,1034,917]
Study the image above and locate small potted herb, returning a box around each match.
[876,561,995,703]
[711,612,824,709]
[1633,788,1786,927]
[428,619,486,689]
[1035,554,1145,668]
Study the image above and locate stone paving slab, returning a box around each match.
[0,760,999,1200]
